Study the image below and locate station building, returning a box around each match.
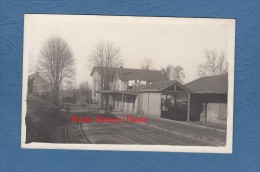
[92,66,228,123]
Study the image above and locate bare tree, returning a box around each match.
[78,81,91,103]
[163,64,173,80]
[171,65,185,84]
[197,49,227,77]
[88,41,123,110]
[141,58,153,70]
[162,64,185,84]
[79,81,91,94]
[89,41,123,69]
[37,36,76,106]
[62,80,76,91]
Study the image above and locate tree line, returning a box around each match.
[34,35,227,106]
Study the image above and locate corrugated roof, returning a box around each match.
[185,73,228,94]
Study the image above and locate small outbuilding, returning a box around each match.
[185,73,228,122]
[140,80,191,121]
[140,73,228,122]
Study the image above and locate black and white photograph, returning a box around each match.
[21,14,235,153]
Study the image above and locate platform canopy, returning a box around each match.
[96,90,138,96]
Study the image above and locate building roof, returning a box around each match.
[90,66,116,82]
[28,72,49,83]
[128,85,147,93]
[185,73,228,94]
[28,72,40,79]
[141,80,191,92]
[90,66,169,82]
[115,67,168,82]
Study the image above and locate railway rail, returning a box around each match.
[80,116,208,145]
[64,111,212,145]
[65,113,91,144]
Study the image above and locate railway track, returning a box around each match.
[80,118,182,145]
[64,112,209,145]
[99,122,158,144]
[65,113,91,144]
[98,121,139,144]
[80,118,139,144]
[119,120,209,146]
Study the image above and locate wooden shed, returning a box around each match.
[185,73,228,122]
[140,80,192,121]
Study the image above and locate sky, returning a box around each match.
[24,14,234,87]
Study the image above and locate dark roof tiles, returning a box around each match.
[90,66,116,82]
[185,73,228,93]
[90,66,169,82]
[115,68,168,82]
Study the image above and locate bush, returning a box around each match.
[25,94,64,143]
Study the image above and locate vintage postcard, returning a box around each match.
[21,14,235,153]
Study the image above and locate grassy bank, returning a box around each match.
[25,94,65,143]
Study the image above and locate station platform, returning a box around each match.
[114,113,227,146]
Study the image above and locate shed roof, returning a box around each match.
[185,73,228,94]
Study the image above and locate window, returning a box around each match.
[128,85,133,90]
